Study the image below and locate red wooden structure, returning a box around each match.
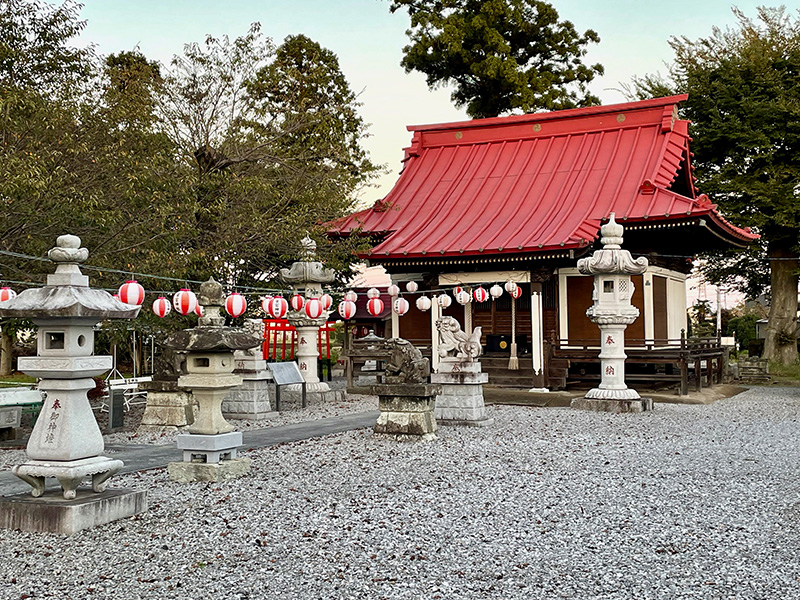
[262,319,335,361]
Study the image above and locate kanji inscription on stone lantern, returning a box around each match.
[571,214,653,413]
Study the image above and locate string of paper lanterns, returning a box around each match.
[46,276,527,322]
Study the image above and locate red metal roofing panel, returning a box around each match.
[330,95,756,257]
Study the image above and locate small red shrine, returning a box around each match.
[329,95,756,388]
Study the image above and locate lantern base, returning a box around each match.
[571,396,653,413]
[584,386,641,400]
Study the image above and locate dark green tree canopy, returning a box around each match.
[390,0,604,118]
[628,7,800,363]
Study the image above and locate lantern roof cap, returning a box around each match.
[0,234,139,320]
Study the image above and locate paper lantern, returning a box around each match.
[225,293,247,317]
[304,297,324,319]
[367,287,380,299]
[267,296,288,319]
[344,290,358,303]
[118,280,145,305]
[505,281,518,295]
[195,304,204,316]
[510,286,523,299]
[290,294,305,311]
[473,287,489,302]
[490,284,503,299]
[0,287,16,302]
[173,289,198,316]
[338,300,357,320]
[152,296,171,318]
[393,297,410,316]
[437,293,452,308]
[455,290,471,305]
[366,297,384,316]
[416,296,432,311]
[387,284,400,297]
[454,286,464,296]
[320,293,333,310]
[261,296,274,314]
[405,281,418,293]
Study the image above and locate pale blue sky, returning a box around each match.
[78,0,778,202]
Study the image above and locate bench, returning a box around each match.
[0,387,43,439]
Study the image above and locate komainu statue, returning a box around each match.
[436,316,482,360]
[384,338,430,384]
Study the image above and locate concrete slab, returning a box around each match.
[0,487,147,534]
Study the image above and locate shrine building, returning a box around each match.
[329,95,756,388]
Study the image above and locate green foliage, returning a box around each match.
[726,313,759,351]
[390,0,603,118]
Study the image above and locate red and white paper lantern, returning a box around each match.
[267,296,288,319]
[473,287,489,302]
[225,293,247,317]
[393,297,410,316]
[261,296,273,314]
[344,290,358,303]
[320,293,333,310]
[0,287,16,302]
[304,297,324,319]
[338,300,357,320]
[405,281,418,293]
[454,286,464,296]
[387,284,400,297]
[366,297,384,316]
[367,287,381,299]
[152,296,171,318]
[455,290,471,305]
[173,288,198,316]
[510,285,523,299]
[416,296,432,312]
[490,284,503,299]
[290,294,305,312]
[195,304,204,317]
[505,281,518,295]
[437,293,452,308]
[118,280,145,305]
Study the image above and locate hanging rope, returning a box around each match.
[508,296,519,370]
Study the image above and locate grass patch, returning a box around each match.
[768,361,800,386]
[0,372,36,388]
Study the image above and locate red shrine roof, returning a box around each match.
[330,95,756,259]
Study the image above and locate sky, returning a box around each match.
[78,0,775,204]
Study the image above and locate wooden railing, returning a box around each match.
[549,332,725,395]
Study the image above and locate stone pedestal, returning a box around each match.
[286,321,330,393]
[222,352,277,420]
[370,383,441,441]
[137,380,194,432]
[0,488,148,535]
[570,396,653,413]
[431,358,493,426]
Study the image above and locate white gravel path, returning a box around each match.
[1,386,799,599]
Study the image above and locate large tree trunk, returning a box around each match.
[763,242,798,364]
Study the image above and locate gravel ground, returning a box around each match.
[1,386,799,599]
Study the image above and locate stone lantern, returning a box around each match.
[0,235,144,534]
[571,214,652,413]
[279,236,344,402]
[163,278,262,482]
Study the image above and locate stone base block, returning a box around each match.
[433,380,492,426]
[177,432,242,463]
[0,488,147,535]
[571,397,654,413]
[168,457,251,483]
[373,411,437,439]
[278,388,345,409]
[223,378,274,420]
[138,390,194,431]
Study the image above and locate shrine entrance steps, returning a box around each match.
[480,354,537,388]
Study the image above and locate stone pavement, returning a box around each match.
[0,410,379,497]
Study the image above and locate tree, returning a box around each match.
[389,0,604,118]
[158,27,378,287]
[649,7,800,364]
